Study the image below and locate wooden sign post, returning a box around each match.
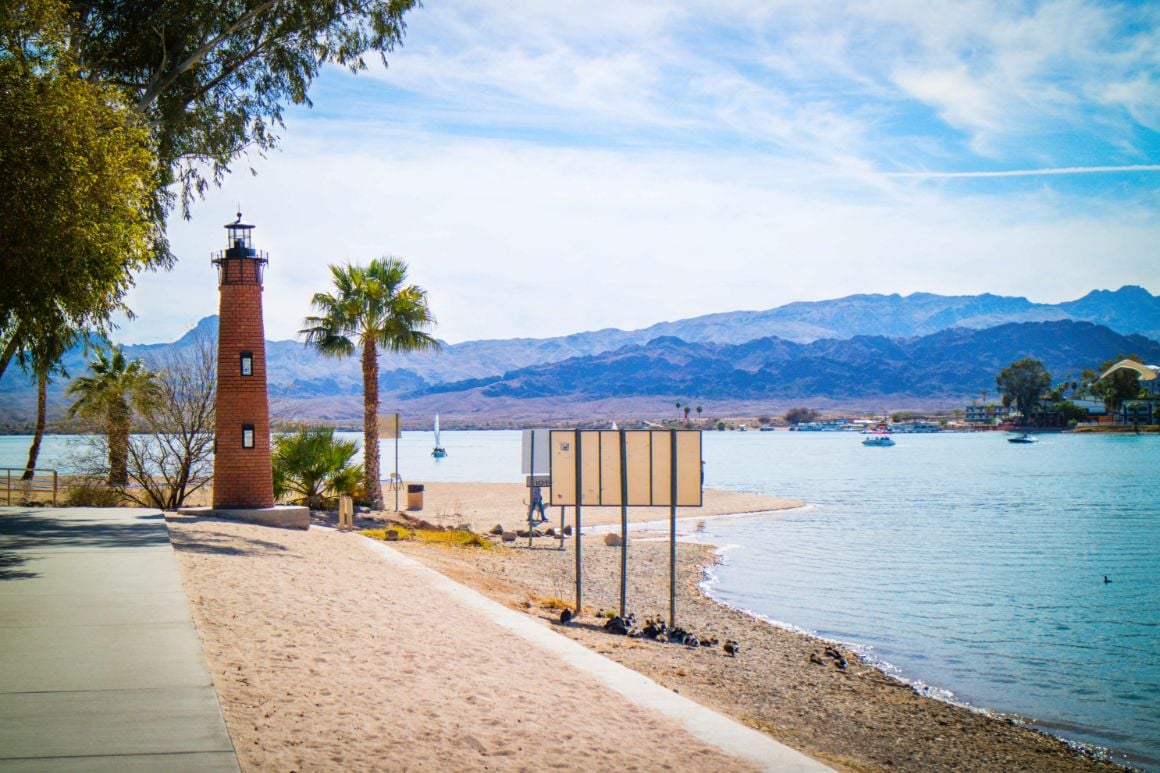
[338,494,354,531]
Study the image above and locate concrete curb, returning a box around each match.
[362,537,831,773]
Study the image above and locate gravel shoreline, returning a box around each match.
[381,486,1123,772]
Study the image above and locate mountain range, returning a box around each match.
[2,286,1157,427]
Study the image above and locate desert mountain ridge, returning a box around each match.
[1,286,1156,426]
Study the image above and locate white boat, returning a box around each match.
[1007,433,1037,444]
[862,422,895,446]
[431,414,447,458]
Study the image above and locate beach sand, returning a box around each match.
[170,482,1120,772]
[398,482,802,533]
[168,508,766,771]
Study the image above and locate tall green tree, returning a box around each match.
[67,345,157,486]
[2,0,421,381]
[0,0,160,380]
[996,357,1052,419]
[66,0,419,219]
[301,258,437,510]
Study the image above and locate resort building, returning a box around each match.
[964,404,1016,425]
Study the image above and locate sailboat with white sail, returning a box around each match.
[431,414,447,458]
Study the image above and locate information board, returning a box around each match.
[549,429,701,507]
[378,412,402,438]
[521,429,550,475]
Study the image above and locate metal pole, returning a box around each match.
[619,429,628,618]
[670,430,678,629]
[53,469,58,506]
[574,431,583,614]
[394,429,400,512]
[527,431,535,548]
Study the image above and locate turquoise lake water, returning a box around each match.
[3,429,1157,767]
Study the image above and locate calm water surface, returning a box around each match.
[3,429,1157,767]
[696,431,1159,770]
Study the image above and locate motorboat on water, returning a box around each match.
[431,414,448,458]
[862,422,895,446]
[1007,433,1037,444]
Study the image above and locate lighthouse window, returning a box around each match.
[240,351,253,376]
[242,424,255,448]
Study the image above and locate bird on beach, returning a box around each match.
[723,639,740,657]
[559,608,574,624]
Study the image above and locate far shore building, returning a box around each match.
[964,404,1016,426]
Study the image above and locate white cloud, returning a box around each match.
[1102,74,1160,131]
[115,121,1160,346]
[108,1,1160,345]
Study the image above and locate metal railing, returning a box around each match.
[2,468,58,506]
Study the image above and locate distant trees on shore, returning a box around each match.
[996,352,1156,426]
[784,407,820,426]
[996,358,1052,419]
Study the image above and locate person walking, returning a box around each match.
[528,485,547,524]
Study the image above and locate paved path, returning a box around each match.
[0,507,237,771]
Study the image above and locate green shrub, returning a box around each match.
[65,483,124,507]
[272,427,363,509]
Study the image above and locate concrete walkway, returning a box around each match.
[0,507,237,771]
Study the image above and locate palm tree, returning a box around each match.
[301,258,438,510]
[67,344,156,485]
[683,405,691,425]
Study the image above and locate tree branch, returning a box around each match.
[0,325,25,381]
[134,0,282,115]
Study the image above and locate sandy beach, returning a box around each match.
[167,510,768,771]
[169,482,1120,772]
[397,482,803,533]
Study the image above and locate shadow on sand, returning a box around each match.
[165,514,291,557]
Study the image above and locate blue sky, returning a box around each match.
[118,0,1160,345]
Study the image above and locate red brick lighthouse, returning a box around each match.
[212,212,274,509]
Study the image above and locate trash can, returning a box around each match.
[406,483,424,511]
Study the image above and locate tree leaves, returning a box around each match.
[1,0,161,378]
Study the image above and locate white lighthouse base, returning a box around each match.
[177,505,310,530]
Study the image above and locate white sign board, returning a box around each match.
[378,412,402,438]
[549,429,702,507]
[521,429,550,475]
